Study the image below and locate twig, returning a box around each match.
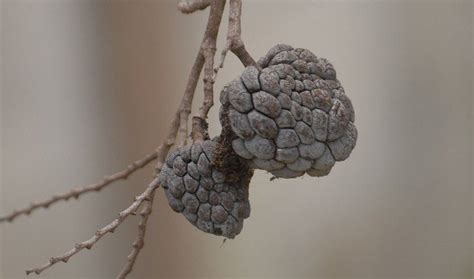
[25,102,185,275]
[24,1,229,276]
[177,0,226,142]
[26,100,184,276]
[0,151,158,223]
[18,0,259,277]
[25,100,185,275]
[178,53,205,146]
[178,0,211,14]
[25,178,160,276]
[116,190,155,279]
[214,0,258,78]
[198,0,225,121]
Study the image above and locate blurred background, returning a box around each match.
[1,0,472,278]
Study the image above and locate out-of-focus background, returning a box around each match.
[1,0,472,278]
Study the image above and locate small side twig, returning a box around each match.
[178,53,205,146]
[178,0,227,142]
[177,0,210,14]
[177,0,226,145]
[116,190,155,279]
[214,0,258,78]
[25,178,160,276]
[199,0,226,121]
[0,151,158,223]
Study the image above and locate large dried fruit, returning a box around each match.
[220,44,357,178]
[158,140,252,238]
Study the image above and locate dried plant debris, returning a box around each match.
[159,139,252,238]
[220,44,357,178]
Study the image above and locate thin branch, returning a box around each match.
[25,102,185,275]
[116,190,155,279]
[26,178,160,276]
[177,0,227,142]
[25,1,231,275]
[215,0,258,78]
[178,53,205,146]
[19,0,258,277]
[198,0,225,121]
[116,3,228,271]
[0,151,158,223]
[178,0,210,14]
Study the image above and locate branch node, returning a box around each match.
[118,212,126,221]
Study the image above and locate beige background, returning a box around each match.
[1,0,473,278]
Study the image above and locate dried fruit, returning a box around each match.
[220,44,357,178]
[159,140,252,238]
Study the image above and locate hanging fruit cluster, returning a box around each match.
[159,44,357,238]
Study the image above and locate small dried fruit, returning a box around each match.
[159,140,252,238]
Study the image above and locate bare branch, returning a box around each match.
[24,1,232,275]
[26,178,160,276]
[199,0,225,120]
[199,44,216,120]
[134,12,232,278]
[215,0,258,77]
[178,0,210,14]
[116,190,155,279]
[0,151,158,223]
[178,53,205,146]
[24,89,189,275]
[17,0,258,277]
[177,0,228,143]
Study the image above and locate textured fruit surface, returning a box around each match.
[158,140,252,238]
[220,44,357,178]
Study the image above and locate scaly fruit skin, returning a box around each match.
[158,139,252,238]
[220,44,357,178]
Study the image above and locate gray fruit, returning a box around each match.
[159,140,252,238]
[248,110,278,139]
[220,44,357,178]
[253,91,281,118]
